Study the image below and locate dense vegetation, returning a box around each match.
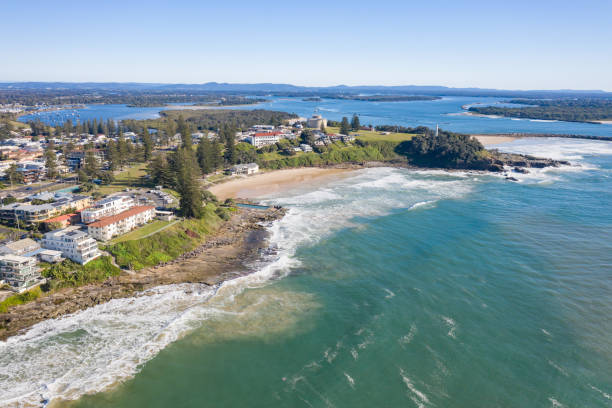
[0,89,263,107]
[0,287,43,313]
[469,98,612,123]
[157,109,297,131]
[41,256,121,289]
[395,131,490,169]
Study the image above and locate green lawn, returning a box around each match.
[96,163,149,195]
[326,126,415,142]
[109,220,172,244]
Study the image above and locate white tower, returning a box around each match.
[435,124,439,137]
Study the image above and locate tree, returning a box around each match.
[211,140,223,170]
[5,163,23,186]
[340,117,351,135]
[44,141,59,179]
[78,169,89,183]
[117,134,129,169]
[235,142,257,164]
[196,136,213,174]
[83,149,100,178]
[177,115,192,147]
[106,139,119,171]
[300,130,315,146]
[173,147,203,218]
[351,114,360,131]
[147,154,175,187]
[142,127,154,161]
[221,125,236,165]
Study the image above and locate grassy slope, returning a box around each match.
[325,126,415,142]
[109,220,172,244]
[106,203,222,270]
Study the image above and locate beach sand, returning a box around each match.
[597,120,612,125]
[473,134,520,146]
[209,167,352,200]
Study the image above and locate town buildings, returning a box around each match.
[0,254,41,290]
[80,195,134,224]
[0,238,40,256]
[87,206,156,241]
[42,226,100,264]
[0,194,91,225]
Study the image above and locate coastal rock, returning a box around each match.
[0,206,286,341]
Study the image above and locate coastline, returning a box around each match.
[209,167,353,200]
[472,134,521,146]
[0,207,284,341]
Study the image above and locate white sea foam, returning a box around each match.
[548,397,565,407]
[399,368,430,407]
[383,288,395,298]
[589,384,612,400]
[343,372,355,389]
[441,316,457,339]
[494,137,612,162]
[399,323,417,346]
[548,360,570,377]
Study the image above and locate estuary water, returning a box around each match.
[18,96,612,137]
[1,137,611,407]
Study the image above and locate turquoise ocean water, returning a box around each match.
[1,137,611,407]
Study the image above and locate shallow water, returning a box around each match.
[18,97,612,137]
[1,137,610,407]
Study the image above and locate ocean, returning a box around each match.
[1,138,611,407]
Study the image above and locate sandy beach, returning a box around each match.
[473,134,521,146]
[597,120,612,124]
[209,167,353,200]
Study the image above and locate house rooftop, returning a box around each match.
[88,206,155,228]
[0,238,38,252]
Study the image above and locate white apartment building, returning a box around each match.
[42,226,100,264]
[87,206,156,241]
[246,132,282,147]
[81,195,134,224]
[229,163,259,175]
[0,254,40,290]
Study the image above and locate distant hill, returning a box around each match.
[0,81,611,99]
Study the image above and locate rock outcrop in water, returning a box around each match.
[395,132,569,172]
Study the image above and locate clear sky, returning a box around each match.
[2,0,611,90]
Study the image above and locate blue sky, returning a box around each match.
[2,0,611,90]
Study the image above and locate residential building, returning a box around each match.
[228,163,259,175]
[0,254,41,290]
[42,226,100,264]
[81,195,134,224]
[0,238,40,256]
[38,249,63,263]
[300,144,314,152]
[42,213,79,229]
[0,194,91,225]
[246,132,282,147]
[87,206,156,241]
[66,149,105,170]
[155,210,175,221]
